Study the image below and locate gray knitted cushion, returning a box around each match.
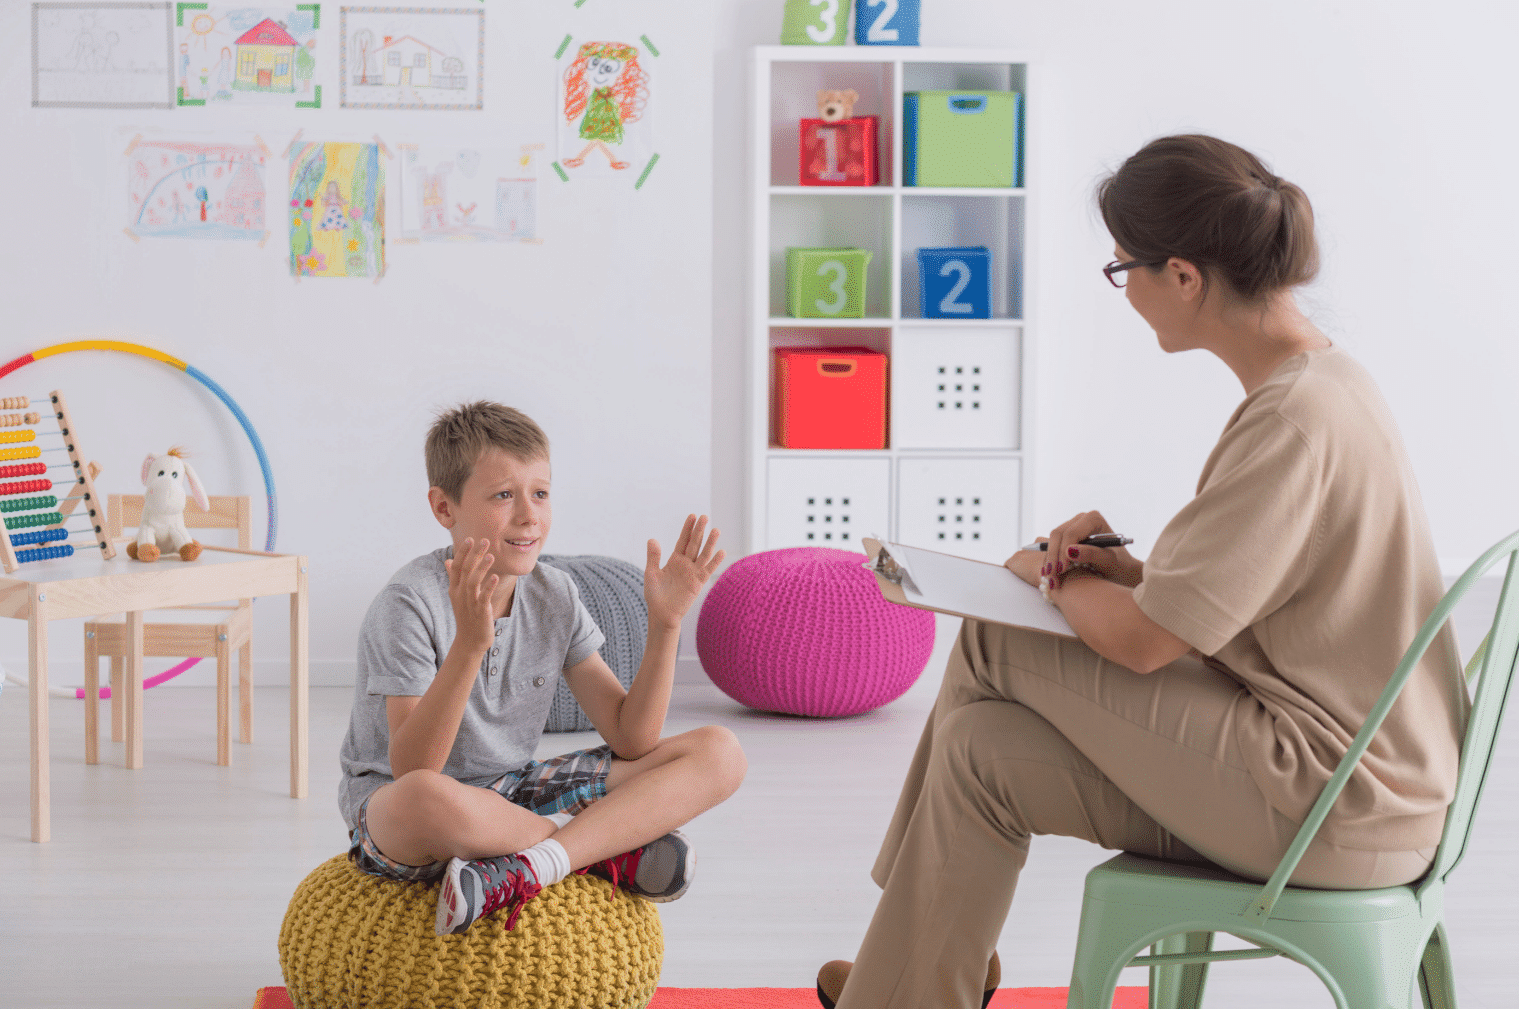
[538,554,648,732]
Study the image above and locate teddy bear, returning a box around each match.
[817,88,859,123]
[126,447,207,562]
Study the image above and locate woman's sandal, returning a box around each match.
[815,950,1000,1008]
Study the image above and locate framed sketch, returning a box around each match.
[32,2,174,108]
[340,6,483,111]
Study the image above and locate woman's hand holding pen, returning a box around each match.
[1004,511,1144,592]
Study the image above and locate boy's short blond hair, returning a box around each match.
[425,401,550,502]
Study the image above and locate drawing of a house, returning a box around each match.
[358,35,468,89]
[217,160,266,231]
[233,19,297,93]
[378,36,439,87]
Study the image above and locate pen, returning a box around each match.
[1021,533,1133,551]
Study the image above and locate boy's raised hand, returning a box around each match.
[645,514,725,630]
[444,536,499,654]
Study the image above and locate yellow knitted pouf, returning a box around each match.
[279,855,663,1009]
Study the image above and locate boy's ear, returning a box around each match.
[427,486,458,529]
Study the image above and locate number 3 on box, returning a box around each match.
[806,0,839,43]
[816,260,849,314]
[938,259,973,315]
[863,0,899,42]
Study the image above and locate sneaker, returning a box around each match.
[435,852,543,936]
[815,950,1000,1009]
[581,829,695,903]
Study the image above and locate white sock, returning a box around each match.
[518,838,570,887]
[541,811,575,829]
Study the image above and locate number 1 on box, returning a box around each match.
[938,259,973,315]
[817,260,849,314]
[863,0,899,42]
[816,127,847,181]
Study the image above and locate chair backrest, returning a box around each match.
[108,494,252,551]
[1244,528,1519,923]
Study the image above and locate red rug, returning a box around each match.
[256,984,1147,1008]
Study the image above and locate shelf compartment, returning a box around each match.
[767,456,889,552]
[769,193,893,320]
[891,326,1021,450]
[769,60,895,187]
[895,456,1021,565]
[769,328,891,449]
[900,194,1024,321]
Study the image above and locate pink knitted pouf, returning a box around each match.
[695,547,936,717]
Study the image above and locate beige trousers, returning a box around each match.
[834,619,1438,1009]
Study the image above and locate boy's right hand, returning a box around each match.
[444,537,499,655]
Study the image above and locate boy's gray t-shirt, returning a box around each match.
[338,547,606,832]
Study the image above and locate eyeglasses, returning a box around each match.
[1103,258,1167,288]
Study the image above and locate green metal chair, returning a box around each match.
[1065,529,1519,1009]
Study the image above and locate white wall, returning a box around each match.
[712,0,1519,596]
[5,0,1516,687]
[0,2,715,685]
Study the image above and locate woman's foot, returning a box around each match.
[815,950,1000,1008]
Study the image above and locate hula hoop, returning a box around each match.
[0,340,277,699]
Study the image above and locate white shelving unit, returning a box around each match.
[747,46,1034,564]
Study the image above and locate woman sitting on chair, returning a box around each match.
[817,134,1470,1009]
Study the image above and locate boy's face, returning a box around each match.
[431,447,552,582]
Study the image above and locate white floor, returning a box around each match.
[2,602,1516,1009]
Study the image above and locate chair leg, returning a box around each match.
[83,632,99,766]
[1418,922,1458,1009]
[216,636,231,766]
[109,655,124,743]
[1149,932,1213,1009]
[238,639,253,744]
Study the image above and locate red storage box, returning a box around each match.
[799,116,880,186]
[775,346,888,449]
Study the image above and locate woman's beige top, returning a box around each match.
[1133,344,1468,850]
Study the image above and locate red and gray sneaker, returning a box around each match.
[580,829,695,903]
[435,852,544,935]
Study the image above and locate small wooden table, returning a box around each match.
[3,545,309,842]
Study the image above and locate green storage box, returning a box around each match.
[786,247,873,318]
[903,90,1024,188]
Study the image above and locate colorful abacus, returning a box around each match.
[0,389,113,573]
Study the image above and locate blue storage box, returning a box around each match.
[854,0,920,46]
[918,246,992,319]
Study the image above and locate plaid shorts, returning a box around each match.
[347,743,614,882]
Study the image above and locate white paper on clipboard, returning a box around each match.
[864,538,1078,639]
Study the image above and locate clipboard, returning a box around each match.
[863,537,1078,640]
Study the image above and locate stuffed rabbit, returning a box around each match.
[127,447,209,562]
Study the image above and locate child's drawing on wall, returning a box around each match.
[558,42,650,174]
[33,3,174,108]
[289,141,384,278]
[127,139,268,241]
[175,6,319,107]
[340,7,483,110]
[398,143,539,243]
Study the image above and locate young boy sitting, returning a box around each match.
[338,401,746,935]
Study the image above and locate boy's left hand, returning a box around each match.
[645,514,725,630]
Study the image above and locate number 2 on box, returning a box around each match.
[863,0,900,42]
[817,127,846,181]
[806,0,839,43]
[816,259,849,314]
[938,259,973,315]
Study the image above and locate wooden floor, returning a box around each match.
[2,600,1515,1009]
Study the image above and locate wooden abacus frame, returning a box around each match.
[0,389,113,574]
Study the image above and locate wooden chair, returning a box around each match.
[83,494,255,766]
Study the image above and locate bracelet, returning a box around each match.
[1039,563,1102,603]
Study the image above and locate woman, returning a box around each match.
[817,135,1468,1009]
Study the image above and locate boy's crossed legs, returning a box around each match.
[360,723,746,931]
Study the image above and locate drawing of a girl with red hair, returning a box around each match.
[562,42,649,170]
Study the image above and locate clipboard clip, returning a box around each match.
[873,543,909,585]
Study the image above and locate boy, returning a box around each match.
[338,401,745,935]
